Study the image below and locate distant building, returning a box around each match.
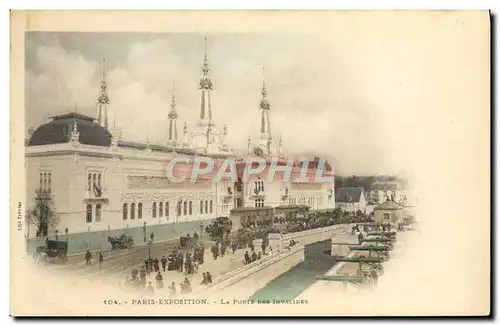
[335,187,366,213]
[369,180,407,204]
[373,199,403,225]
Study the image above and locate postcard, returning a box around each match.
[10,10,490,316]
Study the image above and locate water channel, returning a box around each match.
[249,239,338,301]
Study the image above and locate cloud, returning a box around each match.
[25,33,422,176]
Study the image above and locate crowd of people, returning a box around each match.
[118,233,249,296]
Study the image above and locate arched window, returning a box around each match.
[92,174,96,190]
[189,201,193,215]
[48,173,52,191]
[159,202,163,217]
[165,202,169,217]
[205,201,208,214]
[177,201,182,216]
[261,181,264,192]
[183,201,187,215]
[122,203,128,220]
[138,203,143,219]
[95,204,101,222]
[39,173,43,190]
[98,174,101,187]
[210,200,213,214]
[43,173,47,190]
[200,200,204,214]
[152,202,157,218]
[86,204,92,223]
[130,203,136,220]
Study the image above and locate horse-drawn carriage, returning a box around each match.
[35,239,68,264]
[108,235,134,250]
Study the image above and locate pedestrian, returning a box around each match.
[85,250,92,265]
[251,251,257,262]
[169,282,176,297]
[140,267,146,281]
[183,277,192,293]
[358,233,364,245]
[139,277,146,289]
[244,251,251,265]
[161,256,167,272]
[98,252,103,267]
[370,269,378,284]
[147,281,155,294]
[257,252,262,260]
[154,258,160,272]
[206,272,212,284]
[150,232,155,243]
[201,272,208,285]
[155,271,164,289]
[131,268,138,281]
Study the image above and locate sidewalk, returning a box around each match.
[110,247,250,293]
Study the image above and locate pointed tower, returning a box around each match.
[96,58,110,129]
[69,102,80,144]
[167,81,179,147]
[198,37,213,127]
[222,124,229,151]
[145,123,152,152]
[260,66,272,142]
[247,135,252,154]
[182,121,189,148]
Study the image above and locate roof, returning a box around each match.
[28,112,112,147]
[374,200,403,211]
[117,140,197,155]
[335,187,364,203]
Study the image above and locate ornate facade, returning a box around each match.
[25,38,335,254]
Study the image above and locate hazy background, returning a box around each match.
[25,32,421,176]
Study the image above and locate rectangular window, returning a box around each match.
[383,213,390,220]
[86,204,93,223]
[95,204,101,222]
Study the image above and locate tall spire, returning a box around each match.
[69,102,80,144]
[97,58,110,129]
[167,80,179,146]
[259,66,272,141]
[182,121,189,148]
[198,37,213,123]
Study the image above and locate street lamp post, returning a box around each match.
[87,225,91,250]
[199,222,204,246]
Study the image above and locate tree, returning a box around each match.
[26,188,59,237]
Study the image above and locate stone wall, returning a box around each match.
[199,245,305,300]
[283,224,346,245]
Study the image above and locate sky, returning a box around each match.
[25,31,424,176]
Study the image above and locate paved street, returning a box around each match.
[38,224,355,296]
[40,237,251,292]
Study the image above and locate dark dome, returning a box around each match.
[28,113,112,147]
